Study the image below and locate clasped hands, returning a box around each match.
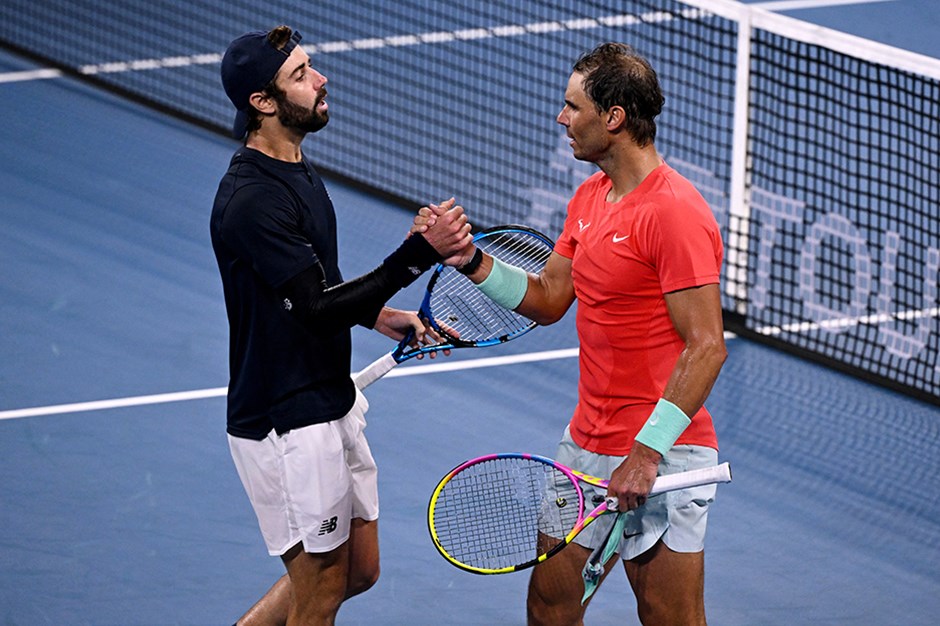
[410,198,477,268]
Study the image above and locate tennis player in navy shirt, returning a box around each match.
[211,25,471,625]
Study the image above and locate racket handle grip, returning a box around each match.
[606,462,733,511]
[353,353,397,390]
[650,462,732,495]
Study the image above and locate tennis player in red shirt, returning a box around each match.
[417,43,727,625]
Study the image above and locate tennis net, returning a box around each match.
[2,0,937,404]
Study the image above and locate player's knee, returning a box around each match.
[526,585,580,626]
[636,596,705,626]
[525,595,550,626]
[289,594,343,626]
[346,562,379,598]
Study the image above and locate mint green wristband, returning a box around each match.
[634,398,692,456]
[475,257,528,310]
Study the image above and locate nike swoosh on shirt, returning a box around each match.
[612,233,631,243]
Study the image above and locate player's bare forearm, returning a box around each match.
[610,335,725,508]
[436,246,574,325]
[610,284,726,510]
[660,283,727,416]
[513,252,575,325]
[661,340,726,417]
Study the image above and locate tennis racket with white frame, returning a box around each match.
[427,452,732,574]
[352,224,554,390]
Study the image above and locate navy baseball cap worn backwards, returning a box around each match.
[221,27,303,139]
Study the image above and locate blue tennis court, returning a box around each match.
[2,1,939,624]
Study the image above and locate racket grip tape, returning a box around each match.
[352,353,397,390]
[650,462,732,495]
[605,462,732,511]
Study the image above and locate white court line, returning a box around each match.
[0,387,228,421]
[0,68,62,83]
[754,307,939,336]
[753,0,896,10]
[0,0,900,84]
[0,335,738,421]
[0,348,578,421]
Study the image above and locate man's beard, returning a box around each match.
[274,88,329,134]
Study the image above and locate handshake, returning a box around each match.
[408,198,480,273]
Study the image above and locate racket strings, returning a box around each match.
[429,231,552,343]
[431,457,581,571]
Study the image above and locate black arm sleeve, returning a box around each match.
[278,234,442,333]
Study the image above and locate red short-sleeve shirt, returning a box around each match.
[554,163,723,455]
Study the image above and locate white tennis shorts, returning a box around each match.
[555,426,718,560]
[228,388,379,556]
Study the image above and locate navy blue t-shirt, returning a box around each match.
[211,147,357,440]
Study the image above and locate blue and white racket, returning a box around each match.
[352,224,554,390]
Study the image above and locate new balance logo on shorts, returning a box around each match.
[318,516,338,536]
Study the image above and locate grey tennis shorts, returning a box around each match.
[554,426,718,560]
